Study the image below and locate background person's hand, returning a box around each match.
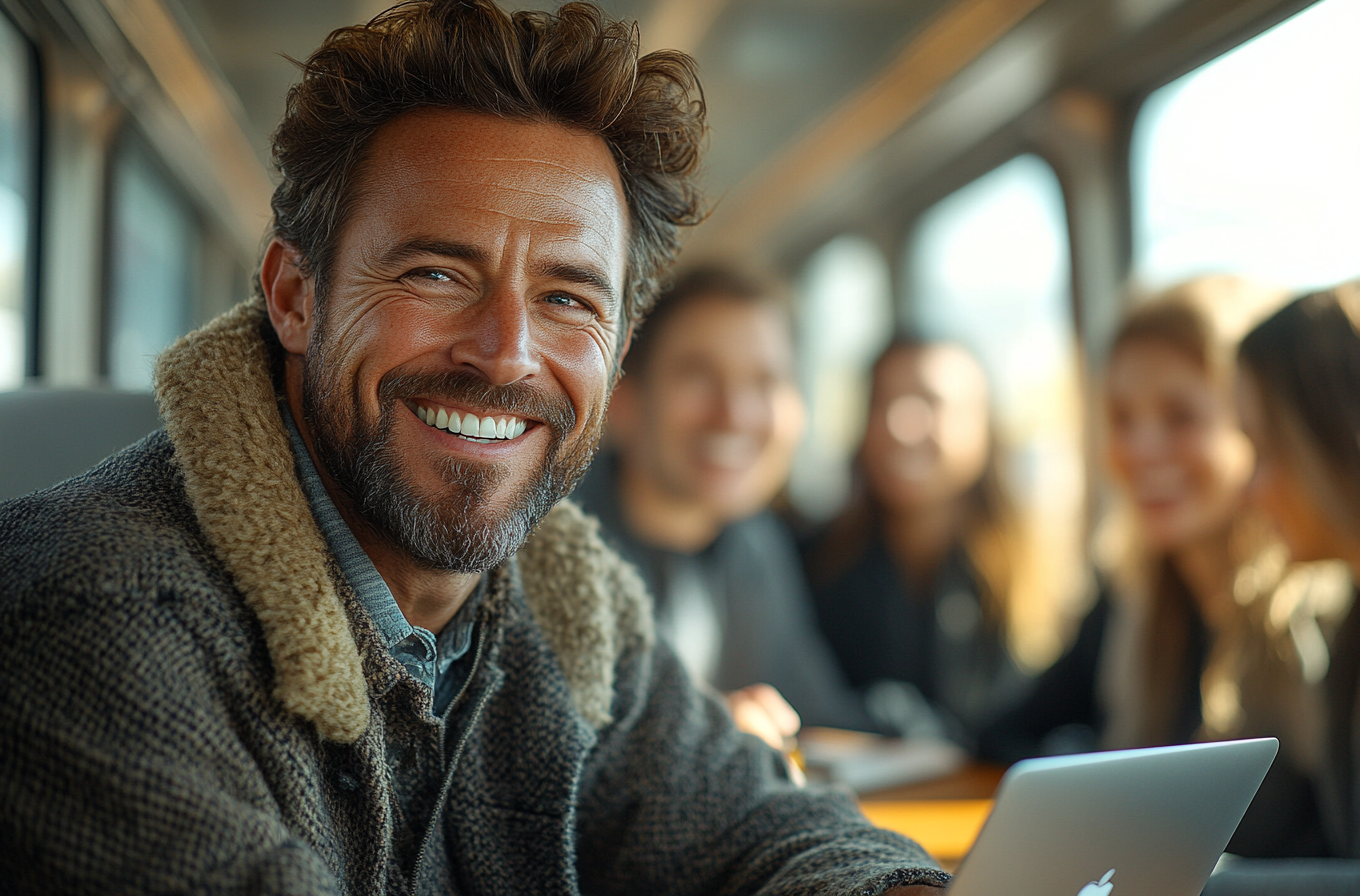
[725,682,800,749]
[725,683,808,784]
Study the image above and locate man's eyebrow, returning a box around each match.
[376,238,488,269]
[539,261,619,309]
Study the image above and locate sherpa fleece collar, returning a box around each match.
[153,297,652,743]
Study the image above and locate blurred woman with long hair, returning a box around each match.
[802,337,1031,745]
[1229,283,1360,883]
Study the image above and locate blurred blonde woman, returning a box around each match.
[982,276,1347,858]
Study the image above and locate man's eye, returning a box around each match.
[407,268,452,283]
[546,293,597,314]
[540,292,599,326]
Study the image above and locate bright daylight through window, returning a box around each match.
[1132,0,1360,289]
[907,153,1083,668]
[0,12,35,388]
[791,235,894,521]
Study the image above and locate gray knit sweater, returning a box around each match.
[0,299,947,895]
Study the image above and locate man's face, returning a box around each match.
[300,108,629,572]
[611,296,803,522]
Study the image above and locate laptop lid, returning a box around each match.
[947,738,1278,896]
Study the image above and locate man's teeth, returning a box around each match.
[414,404,527,440]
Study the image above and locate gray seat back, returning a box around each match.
[0,388,163,501]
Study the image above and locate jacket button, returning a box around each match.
[335,771,360,791]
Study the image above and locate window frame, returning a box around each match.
[0,3,44,382]
[898,145,1081,332]
[99,122,204,388]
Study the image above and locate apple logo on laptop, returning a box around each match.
[1077,869,1115,896]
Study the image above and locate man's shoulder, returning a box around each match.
[512,498,656,729]
[0,431,222,611]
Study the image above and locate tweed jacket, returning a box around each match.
[0,299,946,896]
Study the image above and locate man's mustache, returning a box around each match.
[377,369,576,438]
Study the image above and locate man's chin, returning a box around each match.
[394,513,532,573]
[376,480,550,572]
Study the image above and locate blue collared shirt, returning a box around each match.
[282,405,482,716]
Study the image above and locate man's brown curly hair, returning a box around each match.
[266,0,707,328]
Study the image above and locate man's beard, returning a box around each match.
[301,337,604,573]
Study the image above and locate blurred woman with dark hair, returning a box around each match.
[1213,282,1360,891]
[979,276,1347,859]
[802,337,1031,745]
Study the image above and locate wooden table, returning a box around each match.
[858,763,1005,870]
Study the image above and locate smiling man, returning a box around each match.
[0,2,945,894]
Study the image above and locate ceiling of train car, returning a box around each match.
[133,0,1304,269]
[172,0,952,219]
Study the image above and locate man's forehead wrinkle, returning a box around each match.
[479,153,621,185]
[366,173,620,239]
[449,202,620,255]
[395,149,616,180]
[537,231,614,269]
[482,181,620,220]
[390,173,620,224]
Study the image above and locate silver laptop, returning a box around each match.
[947,738,1278,896]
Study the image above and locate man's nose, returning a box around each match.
[449,286,540,385]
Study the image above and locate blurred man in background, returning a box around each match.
[575,266,872,746]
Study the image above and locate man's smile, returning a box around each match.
[405,399,533,443]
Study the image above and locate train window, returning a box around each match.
[104,130,201,390]
[905,153,1084,667]
[1132,0,1360,289]
[0,11,37,388]
[789,234,894,520]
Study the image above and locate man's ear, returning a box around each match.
[261,238,316,355]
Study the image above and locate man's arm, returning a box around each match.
[575,638,950,896]
[0,585,337,894]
